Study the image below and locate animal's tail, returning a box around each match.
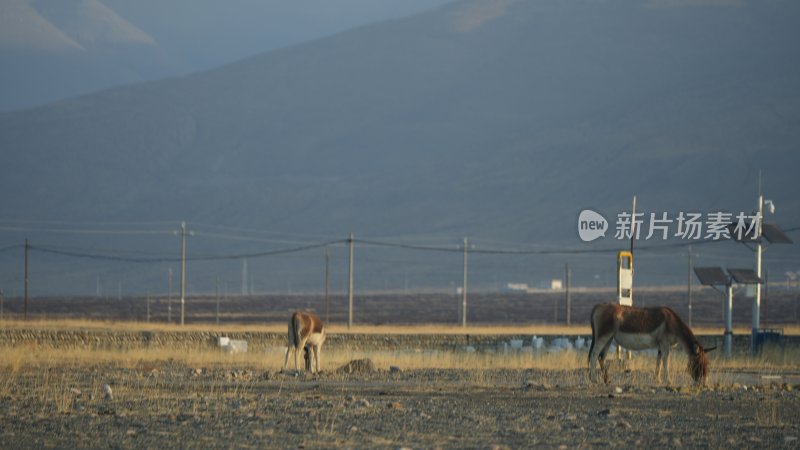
[291,313,303,349]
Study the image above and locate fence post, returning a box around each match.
[348,233,354,329]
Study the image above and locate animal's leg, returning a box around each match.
[599,339,614,384]
[314,344,321,373]
[664,349,672,385]
[303,346,311,372]
[599,352,607,384]
[282,346,292,371]
[295,338,308,372]
[589,335,610,383]
[656,350,663,384]
[588,339,599,382]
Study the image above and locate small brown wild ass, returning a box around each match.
[588,303,714,385]
[283,311,326,374]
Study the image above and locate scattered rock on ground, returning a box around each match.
[337,359,376,374]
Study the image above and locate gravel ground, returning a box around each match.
[0,362,798,449]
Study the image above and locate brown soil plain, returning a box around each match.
[0,336,798,449]
[0,290,798,449]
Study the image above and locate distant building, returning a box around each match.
[550,279,563,290]
[505,283,529,292]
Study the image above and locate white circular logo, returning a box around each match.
[578,209,608,242]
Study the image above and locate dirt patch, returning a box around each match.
[0,363,798,449]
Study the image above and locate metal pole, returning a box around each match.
[324,248,330,324]
[753,193,763,354]
[462,237,468,328]
[180,221,186,326]
[724,283,733,358]
[630,196,636,302]
[688,246,693,327]
[565,263,571,326]
[24,239,29,320]
[167,268,172,324]
[347,233,354,329]
[763,271,769,328]
[242,258,248,296]
[630,195,637,256]
[554,290,558,323]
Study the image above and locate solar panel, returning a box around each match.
[727,222,757,242]
[727,222,794,244]
[694,267,728,286]
[762,223,793,244]
[727,268,762,284]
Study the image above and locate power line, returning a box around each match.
[0,219,178,226]
[26,240,346,263]
[0,225,173,235]
[192,230,322,246]
[355,235,729,255]
[8,222,799,263]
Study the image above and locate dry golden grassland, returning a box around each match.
[4,317,799,336]
[1,319,799,448]
[1,319,798,379]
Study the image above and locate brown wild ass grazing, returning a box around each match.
[283,311,326,374]
[588,303,714,385]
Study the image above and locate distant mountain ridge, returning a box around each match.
[0,0,453,111]
[29,0,157,49]
[1,0,798,294]
[0,0,172,112]
[0,0,83,51]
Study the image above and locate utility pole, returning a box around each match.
[462,237,468,328]
[324,248,330,324]
[753,174,763,354]
[215,277,220,326]
[688,246,693,327]
[242,258,248,296]
[24,239,28,320]
[347,233,354,329]
[565,263,571,326]
[763,271,769,328]
[146,295,151,323]
[724,282,733,358]
[630,195,637,255]
[554,292,558,323]
[167,268,173,324]
[180,221,187,326]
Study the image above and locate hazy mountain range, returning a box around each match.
[0,0,452,111]
[1,0,798,296]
